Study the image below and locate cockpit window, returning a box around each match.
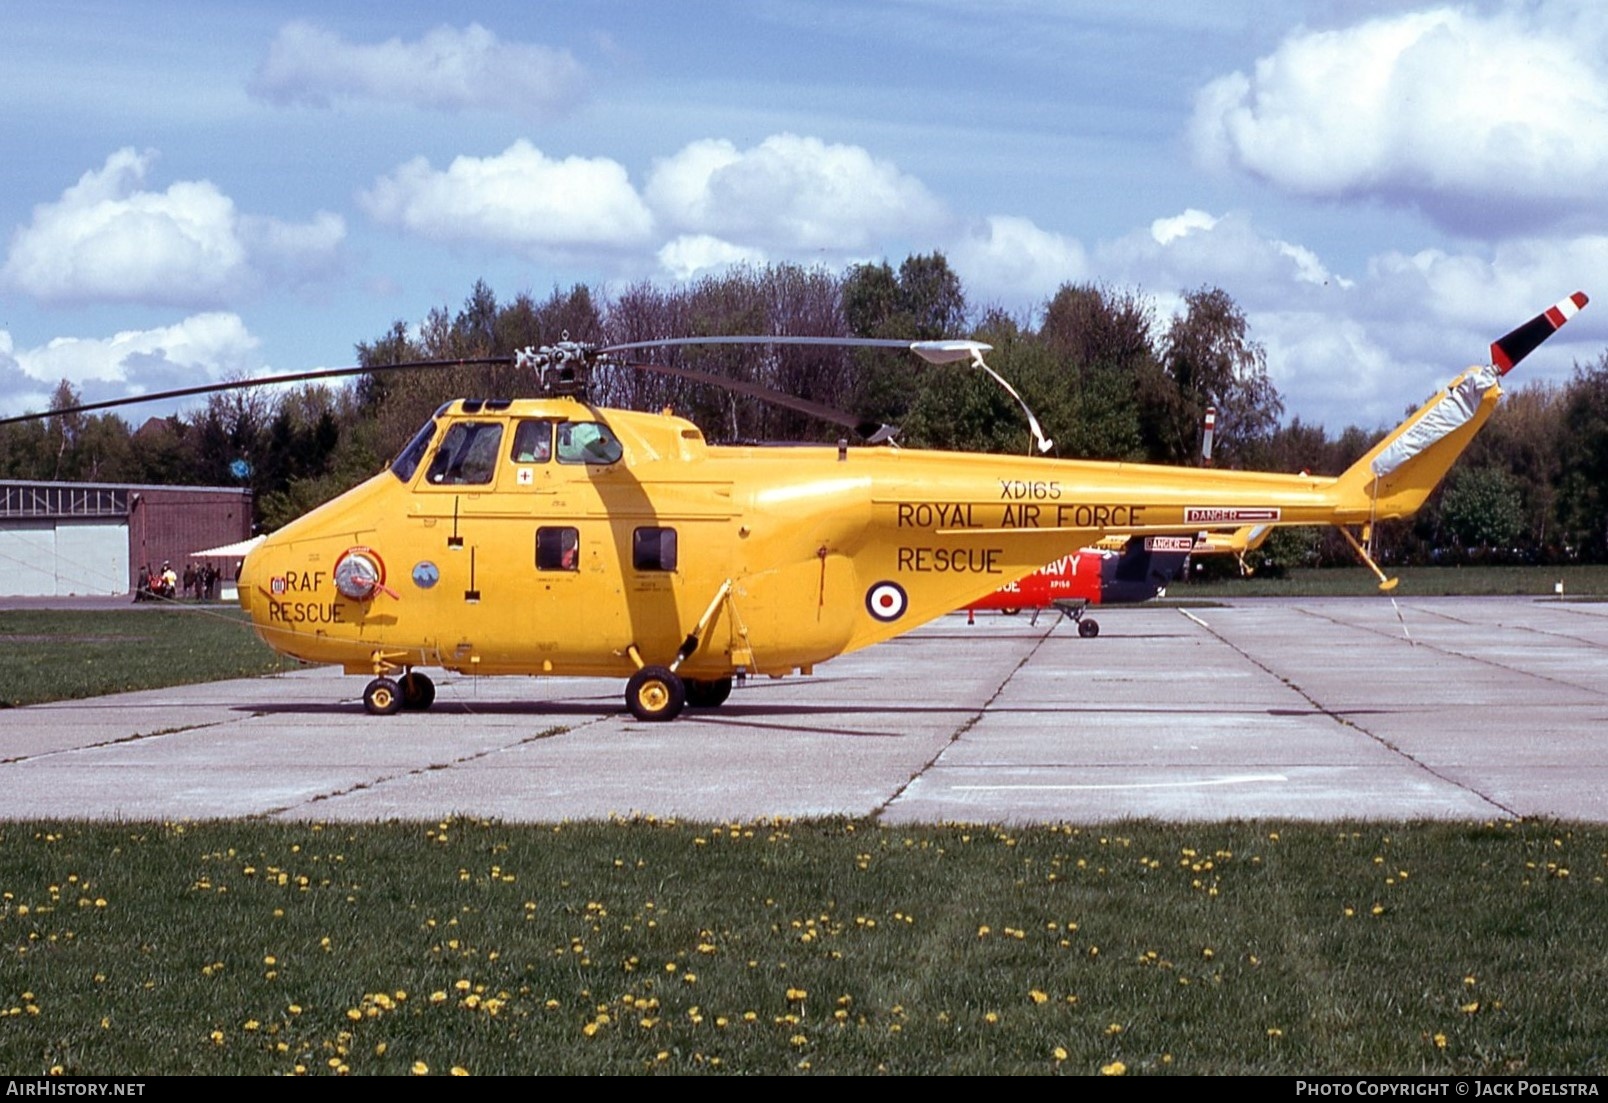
[424,422,504,485]
[390,417,438,482]
[556,421,623,465]
[511,420,553,464]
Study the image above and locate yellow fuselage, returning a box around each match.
[236,395,1386,683]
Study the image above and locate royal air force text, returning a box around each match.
[894,483,1146,575]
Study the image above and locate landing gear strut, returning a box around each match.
[1048,599,1099,637]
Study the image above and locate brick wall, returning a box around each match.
[127,488,254,589]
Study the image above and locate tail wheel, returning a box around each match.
[685,677,733,709]
[400,671,436,711]
[1078,618,1100,638]
[626,666,686,722]
[364,677,401,715]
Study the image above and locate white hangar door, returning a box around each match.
[0,519,128,596]
[55,519,129,595]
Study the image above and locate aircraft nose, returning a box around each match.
[237,553,257,613]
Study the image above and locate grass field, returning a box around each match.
[0,817,1603,1076]
[0,606,301,709]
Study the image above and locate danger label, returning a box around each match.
[1184,507,1281,524]
[1144,536,1197,552]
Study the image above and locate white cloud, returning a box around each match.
[946,215,1087,309]
[1069,204,1608,429]
[1253,311,1402,428]
[657,235,766,280]
[1,314,263,419]
[1190,7,1608,231]
[1101,208,1350,297]
[2,149,345,308]
[360,140,655,255]
[645,134,949,252]
[1151,209,1218,246]
[251,22,585,122]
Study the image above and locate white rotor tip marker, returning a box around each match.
[910,340,992,364]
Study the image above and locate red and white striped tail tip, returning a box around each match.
[1491,291,1589,375]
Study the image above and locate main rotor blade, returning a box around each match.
[603,335,991,364]
[1491,291,1588,374]
[625,360,893,441]
[0,357,513,427]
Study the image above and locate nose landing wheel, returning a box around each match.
[363,677,400,715]
[626,666,686,722]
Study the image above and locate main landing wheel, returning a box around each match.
[1078,618,1100,638]
[685,677,733,709]
[364,676,401,715]
[626,665,686,722]
[400,671,436,711]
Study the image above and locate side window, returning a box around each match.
[425,422,503,485]
[632,526,678,572]
[536,526,579,571]
[556,421,623,465]
[511,420,552,464]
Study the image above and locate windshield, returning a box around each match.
[389,416,438,482]
[425,422,504,485]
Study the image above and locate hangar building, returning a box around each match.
[0,480,253,597]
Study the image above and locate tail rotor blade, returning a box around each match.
[1491,291,1588,374]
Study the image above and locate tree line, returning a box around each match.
[4,254,1607,564]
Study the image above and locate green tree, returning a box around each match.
[1557,355,1608,558]
[1439,466,1525,554]
[1158,287,1282,466]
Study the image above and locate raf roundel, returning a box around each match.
[865,581,908,622]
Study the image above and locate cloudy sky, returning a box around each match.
[3,0,1606,431]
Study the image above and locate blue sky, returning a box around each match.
[3,0,1606,431]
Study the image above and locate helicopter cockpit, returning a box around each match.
[390,407,627,488]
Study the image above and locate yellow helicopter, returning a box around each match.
[5,292,1586,720]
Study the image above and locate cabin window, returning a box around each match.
[536,526,580,571]
[511,420,553,464]
[632,526,678,572]
[425,422,503,485]
[556,421,623,465]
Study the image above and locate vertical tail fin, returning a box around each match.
[1334,292,1587,520]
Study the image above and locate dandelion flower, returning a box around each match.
[1101,1060,1127,1076]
